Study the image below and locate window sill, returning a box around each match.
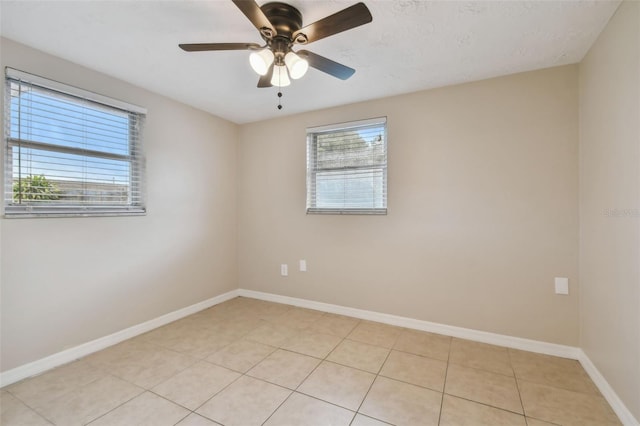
[306,208,387,215]
[4,208,147,219]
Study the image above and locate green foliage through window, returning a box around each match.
[13,174,61,202]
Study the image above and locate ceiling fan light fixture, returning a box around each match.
[271,64,291,87]
[249,48,274,75]
[284,51,309,79]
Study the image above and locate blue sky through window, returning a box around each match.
[10,87,131,184]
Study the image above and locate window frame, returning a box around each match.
[3,68,147,218]
[306,117,387,215]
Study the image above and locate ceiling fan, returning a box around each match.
[179,1,373,89]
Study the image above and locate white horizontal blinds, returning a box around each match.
[4,69,146,216]
[307,117,387,214]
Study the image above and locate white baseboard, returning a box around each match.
[238,289,637,426]
[578,350,640,426]
[2,288,636,425]
[0,289,240,387]
[237,289,580,359]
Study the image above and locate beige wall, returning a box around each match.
[238,65,580,345]
[0,39,586,375]
[0,38,238,372]
[5,16,638,420]
[579,1,640,420]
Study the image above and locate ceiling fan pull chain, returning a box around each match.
[277,90,283,110]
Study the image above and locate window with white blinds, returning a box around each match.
[306,117,387,214]
[4,68,146,217]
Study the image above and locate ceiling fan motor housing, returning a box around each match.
[260,2,306,63]
[260,2,303,39]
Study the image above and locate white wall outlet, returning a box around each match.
[280,264,288,276]
[299,259,307,272]
[555,277,569,295]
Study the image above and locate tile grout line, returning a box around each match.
[509,348,529,425]
[195,304,297,426]
[259,312,361,426]
[109,307,278,425]
[80,375,145,425]
[262,316,385,425]
[288,322,355,419]
[84,346,200,420]
[349,333,398,425]
[4,388,58,426]
[436,337,453,426]
[441,393,530,417]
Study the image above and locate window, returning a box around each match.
[306,117,387,214]
[4,68,146,217]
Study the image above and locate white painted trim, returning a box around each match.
[238,289,580,359]
[2,287,636,426]
[237,289,638,425]
[6,67,147,114]
[578,350,640,426]
[307,116,386,133]
[0,289,239,387]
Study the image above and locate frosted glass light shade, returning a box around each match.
[284,51,309,79]
[249,49,274,75]
[270,65,291,87]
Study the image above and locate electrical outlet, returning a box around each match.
[299,259,307,272]
[555,277,569,295]
[280,264,288,276]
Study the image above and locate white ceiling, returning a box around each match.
[0,0,619,124]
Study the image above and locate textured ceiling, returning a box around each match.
[0,0,620,124]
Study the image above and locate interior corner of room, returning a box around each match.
[0,1,638,424]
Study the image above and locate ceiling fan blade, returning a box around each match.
[298,50,355,80]
[257,63,274,88]
[293,2,372,44]
[232,0,276,38]
[179,43,260,52]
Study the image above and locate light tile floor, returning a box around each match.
[0,297,621,425]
